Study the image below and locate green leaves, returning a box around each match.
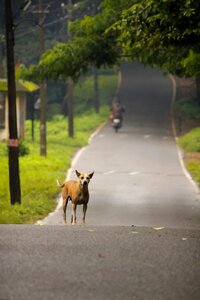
[21,0,200,81]
[182,51,200,77]
[109,0,200,77]
[22,33,119,82]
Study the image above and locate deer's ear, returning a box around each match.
[75,170,81,178]
[89,172,94,179]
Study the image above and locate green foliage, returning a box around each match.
[19,139,30,156]
[179,128,200,152]
[179,128,200,186]
[0,142,7,156]
[1,140,30,157]
[19,0,200,81]
[111,0,200,76]
[74,73,117,114]
[173,97,200,120]
[182,51,200,77]
[28,35,119,82]
[186,161,200,185]
[47,103,61,120]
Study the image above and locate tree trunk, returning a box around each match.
[196,77,200,105]
[0,36,4,128]
[93,67,100,113]
[39,82,46,155]
[67,78,74,138]
[66,0,74,138]
[5,0,21,205]
[39,0,47,156]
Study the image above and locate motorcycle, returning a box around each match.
[112,117,122,132]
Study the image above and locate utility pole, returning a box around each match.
[66,77,74,138]
[38,0,47,155]
[92,1,99,113]
[93,66,99,114]
[0,35,4,128]
[4,0,21,204]
[67,0,74,138]
[32,0,49,155]
[62,0,74,138]
[0,5,4,127]
[39,0,47,156]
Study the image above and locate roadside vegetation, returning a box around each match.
[173,96,200,185]
[179,127,200,185]
[0,73,117,223]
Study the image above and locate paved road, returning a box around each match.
[0,62,200,300]
[43,62,200,229]
[0,225,199,300]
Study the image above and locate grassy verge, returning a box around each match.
[0,72,117,223]
[178,127,200,185]
[172,96,200,186]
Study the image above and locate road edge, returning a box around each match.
[169,74,200,197]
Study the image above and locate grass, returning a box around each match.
[178,127,200,185]
[0,72,118,223]
[173,95,200,186]
[179,127,200,152]
[186,161,200,185]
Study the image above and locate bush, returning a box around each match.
[179,127,200,152]
[187,161,200,185]
[47,103,61,120]
[0,139,30,157]
[19,139,30,156]
[173,97,200,120]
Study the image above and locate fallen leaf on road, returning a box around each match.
[36,220,43,226]
[98,253,105,258]
[153,227,165,231]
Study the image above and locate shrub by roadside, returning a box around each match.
[173,97,200,135]
[172,96,200,186]
[173,97,200,121]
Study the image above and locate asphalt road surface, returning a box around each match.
[0,62,200,300]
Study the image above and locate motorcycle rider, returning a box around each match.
[110,99,125,124]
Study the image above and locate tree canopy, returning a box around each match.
[112,0,200,76]
[22,0,200,81]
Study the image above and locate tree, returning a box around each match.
[22,0,200,100]
[112,0,200,103]
[38,0,47,156]
[21,0,122,82]
[112,1,200,70]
